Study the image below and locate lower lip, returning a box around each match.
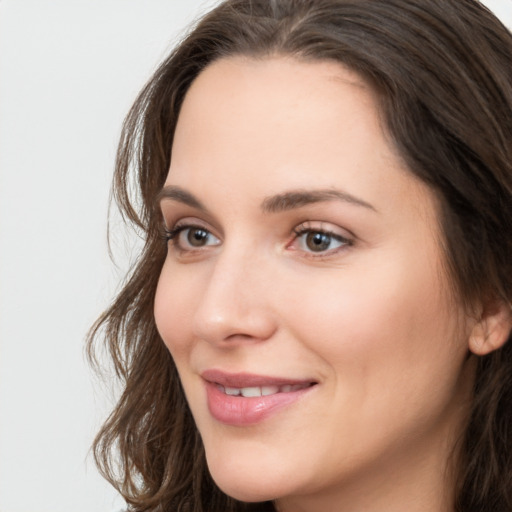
[205,381,314,426]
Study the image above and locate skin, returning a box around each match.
[154,56,481,512]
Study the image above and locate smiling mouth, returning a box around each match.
[214,382,316,398]
[202,371,318,425]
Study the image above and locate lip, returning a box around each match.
[201,369,317,426]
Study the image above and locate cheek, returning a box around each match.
[154,261,198,359]
[281,250,465,408]
[283,259,434,347]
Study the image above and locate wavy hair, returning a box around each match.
[88,1,512,510]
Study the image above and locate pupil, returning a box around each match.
[188,229,208,247]
[306,232,331,252]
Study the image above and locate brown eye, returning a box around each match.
[294,228,350,254]
[186,228,210,247]
[171,225,221,250]
[305,232,333,252]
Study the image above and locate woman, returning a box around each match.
[88,1,512,511]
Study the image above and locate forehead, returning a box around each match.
[172,56,378,159]
[167,56,432,219]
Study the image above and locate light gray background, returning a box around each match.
[1,1,511,511]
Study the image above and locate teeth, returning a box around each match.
[241,387,262,397]
[261,385,279,396]
[218,383,312,397]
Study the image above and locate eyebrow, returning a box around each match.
[156,185,376,213]
[261,189,377,213]
[156,186,206,210]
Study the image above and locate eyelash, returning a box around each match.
[163,224,192,242]
[162,223,219,249]
[161,222,353,258]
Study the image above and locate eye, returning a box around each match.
[291,224,352,255]
[165,224,221,251]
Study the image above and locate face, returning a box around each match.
[154,57,474,510]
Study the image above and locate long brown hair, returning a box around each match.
[88,1,512,510]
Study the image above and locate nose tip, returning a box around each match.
[194,307,276,345]
[192,260,277,346]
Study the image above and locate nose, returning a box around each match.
[192,245,277,346]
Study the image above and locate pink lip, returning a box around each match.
[201,369,317,426]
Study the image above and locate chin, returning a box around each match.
[205,450,294,503]
[213,480,276,503]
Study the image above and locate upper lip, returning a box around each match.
[201,369,316,388]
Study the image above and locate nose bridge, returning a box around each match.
[192,240,276,345]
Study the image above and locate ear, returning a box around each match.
[468,298,512,356]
